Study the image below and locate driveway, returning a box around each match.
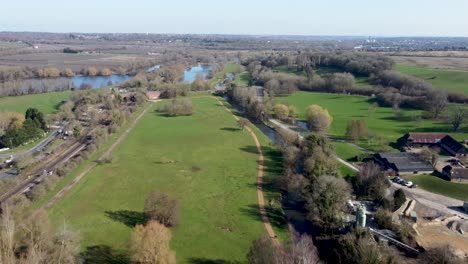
[389,182,467,218]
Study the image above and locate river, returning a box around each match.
[183,64,212,83]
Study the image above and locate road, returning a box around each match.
[269,119,359,172]
[389,182,467,218]
[0,121,69,159]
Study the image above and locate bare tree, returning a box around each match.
[237,118,249,131]
[144,192,180,227]
[425,90,448,119]
[450,107,467,132]
[129,220,176,264]
[0,205,16,264]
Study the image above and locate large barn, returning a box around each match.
[398,133,467,157]
[374,152,434,176]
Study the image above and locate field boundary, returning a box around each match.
[214,97,279,243]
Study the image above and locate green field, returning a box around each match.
[209,63,242,87]
[277,92,468,150]
[47,97,286,263]
[396,64,468,95]
[0,91,71,114]
[234,71,252,86]
[403,174,468,201]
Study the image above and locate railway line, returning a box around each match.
[0,141,87,205]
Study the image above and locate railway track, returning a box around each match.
[0,142,87,205]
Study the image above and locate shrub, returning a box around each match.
[393,189,406,210]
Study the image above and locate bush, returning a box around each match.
[144,192,180,227]
[393,189,406,210]
[161,99,194,117]
[374,209,393,230]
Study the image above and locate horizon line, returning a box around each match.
[2,31,468,39]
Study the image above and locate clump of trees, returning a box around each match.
[0,207,80,263]
[337,227,401,264]
[0,108,47,148]
[247,232,321,264]
[354,162,388,202]
[305,105,332,133]
[161,98,194,116]
[304,175,351,230]
[226,86,270,122]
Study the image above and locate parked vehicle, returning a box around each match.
[405,181,413,187]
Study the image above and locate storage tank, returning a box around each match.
[356,204,367,227]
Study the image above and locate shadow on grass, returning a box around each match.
[240,204,287,231]
[221,127,241,132]
[80,245,130,264]
[239,145,283,175]
[105,210,145,227]
[188,258,241,264]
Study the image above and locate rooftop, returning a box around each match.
[406,133,448,144]
[375,152,433,172]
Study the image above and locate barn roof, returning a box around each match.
[406,133,448,144]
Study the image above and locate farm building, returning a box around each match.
[442,166,468,182]
[373,152,434,176]
[398,133,467,157]
[440,136,467,157]
[146,91,161,100]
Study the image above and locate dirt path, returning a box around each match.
[214,97,279,243]
[41,102,155,210]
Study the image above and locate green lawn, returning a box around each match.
[47,97,286,263]
[395,64,468,95]
[277,92,468,150]
[403,174,468,201]
[234,71,252,86]
[209,63,242,87]
[0,91,71,114]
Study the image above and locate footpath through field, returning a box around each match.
[40,102,156,210]
[215,97,279,244]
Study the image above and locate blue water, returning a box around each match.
[69,74,133,88]
[184,64,212,83]
[146,64,161,72]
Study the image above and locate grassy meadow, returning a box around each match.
[47,97,286,263]
[277,92,468,150]
[0,91,71,114]
[395,64,468,95]
[403,174,468,201]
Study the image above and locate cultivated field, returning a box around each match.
[396,64,468,95]
[391,55,468,71]
[0,91,71,114]
[0,52,149,71]
[47,97,286,263]
[277,92,468,150]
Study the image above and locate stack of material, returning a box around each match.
[448,219,468,235]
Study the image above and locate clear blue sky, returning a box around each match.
[1,0,467,36]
